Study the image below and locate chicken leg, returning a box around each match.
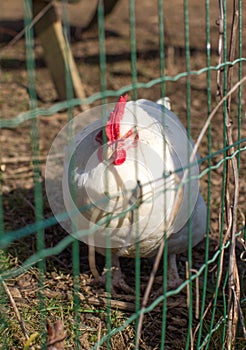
[89,245,135,294]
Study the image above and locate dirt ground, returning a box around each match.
[0,1,246,349]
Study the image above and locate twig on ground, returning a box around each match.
[44,286,137,312]
[186,261,190,311]
[78,292,136,312]
[190,268,200,320]
[1,280,33,347]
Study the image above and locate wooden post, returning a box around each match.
[33,0,87,108]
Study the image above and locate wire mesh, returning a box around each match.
[0,0,246,349]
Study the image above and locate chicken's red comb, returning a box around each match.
[106,94,128,142]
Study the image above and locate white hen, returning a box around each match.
[62,96,207,291]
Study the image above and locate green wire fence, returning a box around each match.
[0,0,246,349]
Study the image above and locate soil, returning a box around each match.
[0,1,246,349]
